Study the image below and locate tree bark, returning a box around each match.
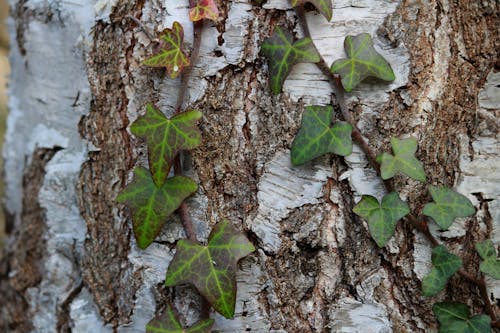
[0,0,498,332]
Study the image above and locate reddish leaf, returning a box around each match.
[189,0,219,22]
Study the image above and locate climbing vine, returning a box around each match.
[116,0,499,331]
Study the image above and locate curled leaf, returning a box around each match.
[422,245,462,296]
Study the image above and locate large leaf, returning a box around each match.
[422,186,475,230]
[189,0,219,22]
[165,220,255,318]
[353,192,410,247]
[377,137,426,182]
[291,105,353,165]
[433,302,491,333]
[330,33,395,92]
[146,305,214,333]
[117,167,197,249]
[291,0,333,21]
[475,240,500,280]
[143,22,190,79]
[131,105,202,187]
[422,246,462,296]
[261,26,320,95]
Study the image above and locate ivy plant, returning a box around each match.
[377,137,426,182]
[291,0,332,21]
[422,245,462,296]
[146,305,214,333]
[475,240,500,280]
[433,302,491,333]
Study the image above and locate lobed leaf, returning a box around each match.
[433,302,491,333]
[291,105,353,165]
[353,192,409,247]
[422,186,475,230]
[146,304,214,333]
[330,33,395,92]
[422,246,462,296]
[291,0,333,21]
[131,105,202,187]
[377,137,426,182]
[189,0,219,22]
[261,26,320,95]
[475,240,500,280]
[165,220,255,318]
[117,167,197,249]
[143,22,190,79]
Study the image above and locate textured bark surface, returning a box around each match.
[0,0,498,332]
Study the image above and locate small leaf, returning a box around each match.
[330,33,395,92]
[117,167,197,249]
[422,246,462,296]
[165,220,255,318]
[422,186,475,230]
[189,0,219,22]
[353,192,410,247]
[143,22,190,79]
[475,240,500,280]
[433,302,491,333]
[146,304,214,333]
[291,105,352,165]
[377,137,426,182]
[261,26,320,95]
[131,105,202,187]
[291,0,333,21]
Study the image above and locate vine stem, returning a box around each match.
[294,4,498,323]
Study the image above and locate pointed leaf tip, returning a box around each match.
[422,245,462,296]
[189,0,219,22]
[475,240,500,280]
[433,302,491,333]
[377,137,426,182]
[423,186,475,230]
[291,0,333,21]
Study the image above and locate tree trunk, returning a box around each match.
[0,0,498,332]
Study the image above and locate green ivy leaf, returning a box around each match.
[146,304,214,333]
[422,186,475,230]
[475,240,500,280]
[291,105,352,165]
[353,192,410,247]
[291,0,333,21]
[165,220,255,318]
[189,0,219,22]
[143,22,190,79]
[433,302,491,333]
[117,167,197,249]
[330,33,395,92]
[261,26,320,95]
[131,105,202,187]
[377,137,426,182]
[422,246,462,296]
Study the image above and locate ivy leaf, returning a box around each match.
[291,0,333,21]
[131,105,202,187]
[189,0,219,22]
[261,26,320,95]
[146,305,214,333]
[291,105,352,165]
[422,186,475,230]
[377,137,426,182]
[433,302,491,333]
[165,220,255,318]
[330,33,395,92]
[353,192,410,247]
[117,167,197,249]
[143,22,190,79]
[422,246,462,296]
[475,240,500,280]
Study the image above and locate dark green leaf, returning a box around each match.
[165,220,255,318]
[291,0,333,21]
[422,246,462,296]
[433,302,491,333]
[131,104,202,187]
[422,186,475,230]
[143,22,190,79]
[261,26,320,95]
[377,137,426,182]
[117,167,197,249]
[146,304,214,333]
[475,240,500,280]
[291,105,353,165]
[353,192,409,247]
[330,33,395,92]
